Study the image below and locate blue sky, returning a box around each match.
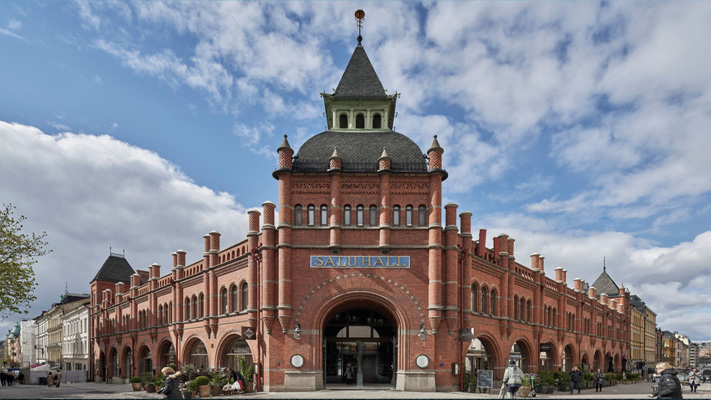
[1,1,710,341]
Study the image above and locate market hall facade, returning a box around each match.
[89,33,630,392]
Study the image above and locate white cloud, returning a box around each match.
[47,121,71,131]
[0,28,25,41]
[0,121,251,331]
[8,18,22,30]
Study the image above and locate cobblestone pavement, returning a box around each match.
[0,381,708,399]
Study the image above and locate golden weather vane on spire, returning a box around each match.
[355,9,365,44]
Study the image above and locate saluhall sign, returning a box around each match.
[310,255,410,268]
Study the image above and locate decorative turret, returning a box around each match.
[329,147,342,170]
[427,135,444,170]
[378,147,391,170]
[277,135,293,170]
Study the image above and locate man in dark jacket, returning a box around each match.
[569,366,583,394]
[649,363,683,399]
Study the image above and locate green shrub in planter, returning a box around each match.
[194,376,210,386]
[130,376,143,384]
[186,380,199,392]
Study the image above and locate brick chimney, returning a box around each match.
[330,147,343,170]
[600,293,608,305]
[554,267,564,283]
[588,286,597,299]
[574,278,583,292]
[478,229,487,257]
[530,253,540,271]
[427,135,444,170]
[378,147,390,171]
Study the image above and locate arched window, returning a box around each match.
[321,205,328,226]
[520,298,525,322]
[158,305,163,325]
[356,113,364,128]
[294,205,303,226]
[221,287,228,314]
[185,297,191,321]
[199,293,204,318]
[344,205,352,226]
[356,205,364,226]
[552,308,557,328]
[418,205,427,226]
[490,289,497,316]
[393,205,401,226]
[369,205,377,226]
[481,287,489,314]
[230,284,238,313]
[471,283,479,313]
[514,295,519,320]
[307,205,315,226]
[526,300,532,322]
[188,340,209,370]
[372,114,382,129]
[192,295,198,320]
[241,281,248,312]
[406,205,413,226]
[339,114,348,129]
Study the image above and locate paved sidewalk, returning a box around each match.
[0,381,708,399]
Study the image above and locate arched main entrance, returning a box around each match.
[323,307,396,387]
[540,341,556,371]
[594,350,603,372]
[510,340,532,372]
[221,336,252,371]
[139,345,152,375]
[123,347,133,379]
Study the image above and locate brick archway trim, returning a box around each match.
[215,331,254,369]
[294,271,425,329]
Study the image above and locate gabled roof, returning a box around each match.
[630,294,647,312]
[91,254,135,284]
[333,44,388,99]
[591,268,620,297]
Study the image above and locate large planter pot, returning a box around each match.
[198,384,211,397]
[520,386,532,397]
[131,382,142,391]
[210,386,221,396]
[182,391,193,399]
[146,384,156,393]
[244,382,254,393]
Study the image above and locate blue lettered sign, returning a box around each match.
[310,256,410,269]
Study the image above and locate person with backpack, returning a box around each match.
[502,360,525,399]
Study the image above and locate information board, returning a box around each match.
[477,370,494,389]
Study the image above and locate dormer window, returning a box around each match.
[373,114,382,129]
[339,114,348,129]
[356,113,365,129]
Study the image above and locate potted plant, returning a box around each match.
[184,380,199,399]
[210,371,225,396]
[182,364,197,380]
[520,375,532,397]
[141,372,156,393]
[238,356,254,392]
[195,375,211,397]
[153,374,165,391]
[130,376,143,391]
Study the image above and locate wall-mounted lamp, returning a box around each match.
[294,323,302,340]
[418,324,426,341]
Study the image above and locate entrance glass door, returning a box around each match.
[324,309,395,386]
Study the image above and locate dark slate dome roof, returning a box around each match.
[293,130,427,173]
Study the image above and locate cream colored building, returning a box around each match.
[629,294,657,375]
[45,293,91,368]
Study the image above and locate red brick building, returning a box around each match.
[90,33,629,392]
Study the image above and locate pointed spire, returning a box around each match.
[379,147,390,160]
[278,134,292,152]
[333,45,387,99]
[330,147,341,160]
[428,135,443,153]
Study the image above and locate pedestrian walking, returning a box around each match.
[569,366,582,394]
[648,362,682,399]
[593,368,605,392]
[688,369,700,393]
[53,371,62,387]
[46,372,53,387]
[157,367,182,399]
[502,360,524,399]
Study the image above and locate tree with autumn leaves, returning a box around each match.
[0,203,50,321]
